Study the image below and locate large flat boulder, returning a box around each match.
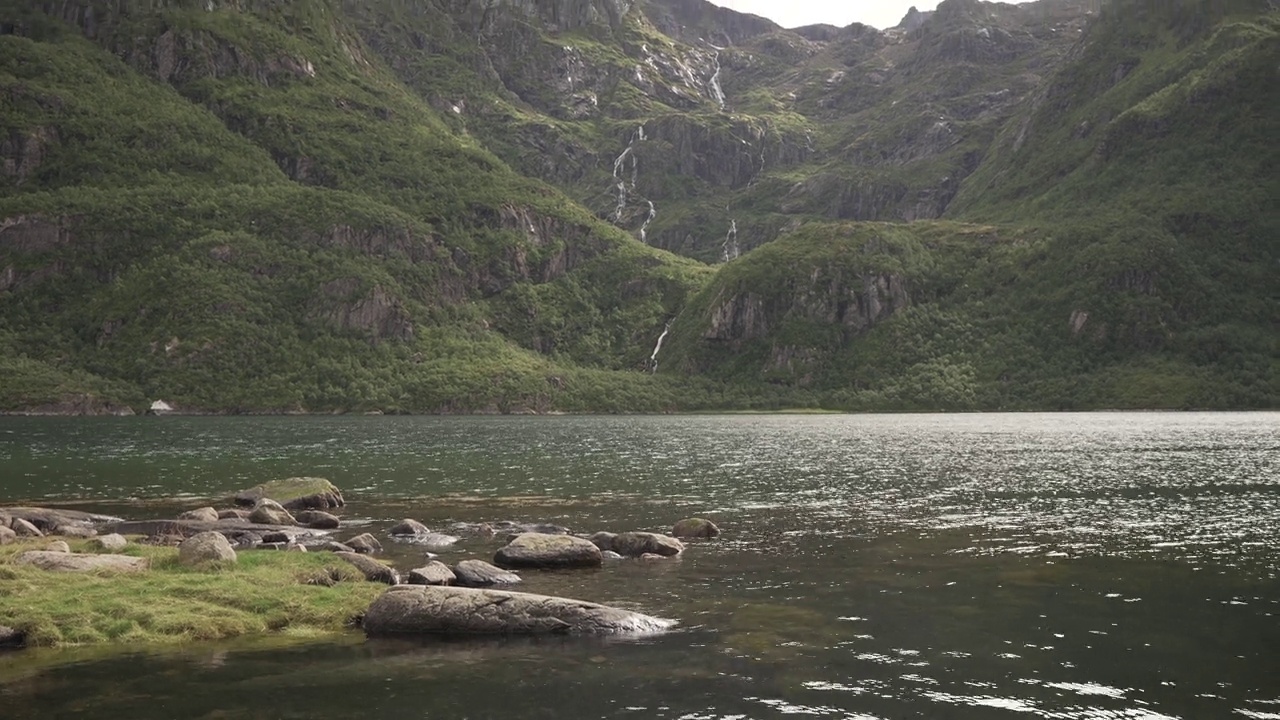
[494,533,602,569]
[453,560,520,587]
[233,477,345,510]
[1,507,123,533]
[13,551,149,573]
[362,585,675,636]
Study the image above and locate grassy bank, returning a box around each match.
[0,539,385,648]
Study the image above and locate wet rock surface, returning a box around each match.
[494,533,603,569]
[452,559,521,588]
[672,518,720,538]
[334,552,399,585]
[407,561,456,586]
[362,585,675,637]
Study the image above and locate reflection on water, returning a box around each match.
[0,413,1277,719]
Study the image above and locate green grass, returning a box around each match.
[0,539,385,648]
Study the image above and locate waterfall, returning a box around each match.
[639,200,656,243]
[648,321,672,373]
[610,126,651,232]
[721,219,740,262]
[709,52,726,110]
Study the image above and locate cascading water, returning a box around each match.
[639,200,656,242]
[709,52,726,110]
[611,125,655,243]
[648,321,672,373]
[721,219,740,262]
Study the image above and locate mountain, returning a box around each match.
[0,0,1274,413]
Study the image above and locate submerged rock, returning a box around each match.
[407,561,456,586]
[335,552,399,585]
[453,559,521,587]
[14,551,148,573]
[611,532,684,558]
[362,585,675,636]
[178,531,237,566]
[672,518,720,538]
[494,533,603,569]
[233,477,345,510]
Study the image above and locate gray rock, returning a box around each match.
[611,532,684,558]
[672,518,721,538]
[178,531,237,566]
[2,507,122,531]
[494,533,603,569]
[248,499,297,526]
[0,625,24,648]
[453,559,521,587]
[218,508,250,520]
[51,524,96,538]
[286,543,307,552]
[345,533,382,554]
[362,585,675,636]
[316,541,356,553]
[589,531,616,551]
[408,532,460,551]
[295,510,341,529]
[233,477,345,510]
[260,531,296,544]
[179,507,220,523]
[407,561,456,586]
[93,533,128,551]
[14,551,148,573]
[0,525,15,545]
[602,550,624,560]
[44,540,70,553]
[11,518,42,537]
[388,518,431,535]
[334,552,399,584]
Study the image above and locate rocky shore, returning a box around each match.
[0,478,722,651]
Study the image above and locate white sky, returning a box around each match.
[704,1,1026,31]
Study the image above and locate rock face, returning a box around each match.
[179,507,220,523]
[494,533,603,569]
[345,533,382,554]
[362,585,675,636]
[388,519,431,536]
[407,561,456,586]
[453,559,521,588]
[177,531,237,566]
[248,499,297,526]
[14,551,149,573]
[335,552,399,584]
[672,518,720,538]
[234,477,345,510]
[609,532,685,557]
[294,510,341,529]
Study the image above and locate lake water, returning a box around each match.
[1,413,1277,719]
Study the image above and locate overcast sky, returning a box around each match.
[704,1,1026,31]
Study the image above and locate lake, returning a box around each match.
[1,412,1277,719]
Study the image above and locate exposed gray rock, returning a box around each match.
[611,532,684,557]
[0,525,15,545]
[672,518,720,538]
[315,541,356,553]
[494,533,603,569]
[334,551,399,584]
[388,518,431,535]
[52,524,97,538]
[295,510,341,529]
[44,540,70,553]
[179,507,220,523]
[93,533,128,551]
[602,550,623,560]
[453,559,521,588]
[345,533,382,554]
[362,585,675,636]
[11,518,42,537]
[178,531,237,566]
[233,477,345,510]
[14,551,148,573]
[248,499,297,526]
[589,531,616,551]
[407,561,456,586]
[1,507,122,532]
[218,508,250,520]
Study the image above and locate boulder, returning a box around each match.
[1,507,122,531]
[0,525,15,545]
[260,531,297,544]
[494,533,603,569]
[453,560,521,588]
[295,510,341,529]
[345,533,382,554]
[52,524,97,538]
[177,531,237,566]
[14,551,148,573]
[93,533,128,551]
[248,499,297,526]
[218,508,250,520]
[407,561,456,586]
[334,552,399,584]
[179,507,220,523]
[589,531,616,551]
[233,477,345,510]
[44,540,70,553]
[672,518,721,538]
[362,586,675,636]
[407,533,459,551]
[0,625,24,649]
[11,518,42,537]
[611,532,684,558]
[388,519,431,536]
[316,541,356,553]
[602,550,623,560]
